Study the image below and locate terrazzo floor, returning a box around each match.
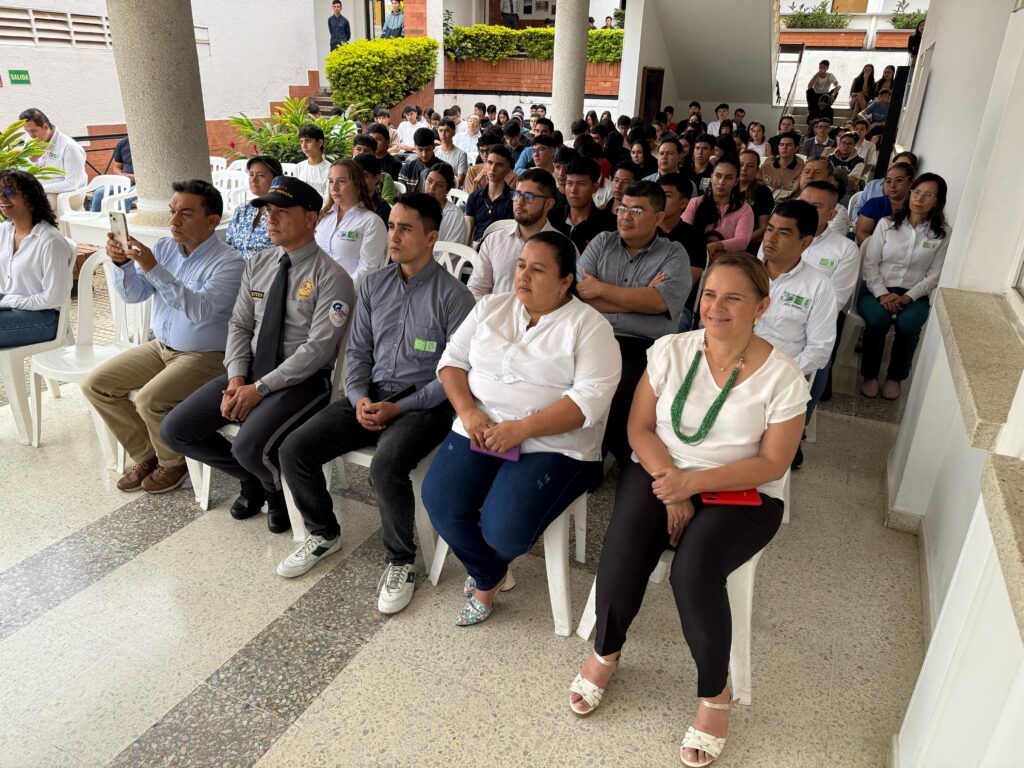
[0,369,924,766]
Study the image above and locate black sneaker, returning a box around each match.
[791,444,804,470]
[266,490,291,534]
[230,478,266,520]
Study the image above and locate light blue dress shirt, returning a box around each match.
[113,232,244,353]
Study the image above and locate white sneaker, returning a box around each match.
[377,562,416,614]
[276,534,342,578]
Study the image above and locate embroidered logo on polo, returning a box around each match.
[297,279,314,299]
[818,257,837,268]
[336,230,361,241]
[250,290,265,299]
[781,291,811,311]
[413,338,437,353]
[922,241,937,249]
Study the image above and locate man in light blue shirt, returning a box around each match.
[82,179,243,495]
[513,117,554,173]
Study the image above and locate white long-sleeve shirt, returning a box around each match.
[0,221,73,311]
[862,217,951,301]
[314,203,388,290]
[35,128,87,194]
[801,228,861,309]
[756,259,838,375]
[467,219,560,300]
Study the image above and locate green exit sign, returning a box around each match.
[8,69,30,85]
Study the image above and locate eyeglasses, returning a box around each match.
[613,205,649,218]
[0,187,16,198]
[910,189,937,199]
[511,191,550,204]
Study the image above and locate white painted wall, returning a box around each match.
[0,0,320,135]
[616,0,679,120]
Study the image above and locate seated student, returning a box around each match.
[353,133,398,205]
[397,105,420,152]
[294,124,331,197]
[852,118,879,178]
[514,117,555,172]
[799,118,835,160]
[807,94,835,128]
[795,158,849,236]
[469,168,560,300]
[454,114,482,157]
[657,173,705,332]
[424,232,621,624]
[602,161,643,212]
[746,122,768,159]
[643,138,697,195]
[690,134,716,195]
[90,135,136,212]
[738,150,774,254]
[424,162,470,245]
[577,181,691,465]
[629,135,659,178]
[19,108,87,195]
[853,152,917,224]
[552,146,578,205]
[760,131,805,201]
[398,127,442,194]
[464,131,519,193]
[854,161,913,244]
[276,194,474,612]
[315,158,388,289]
[82,179,243,492]
[569,253,808,768]
[766,114,801,158]
[706,103,731,137]
[504,122,528,167]
[858,89,892,137]
[682,156,754,259]
[363,124,402,182]
[528,134,558,177]
[825,131,867,193]
[161,178,353,533]
[807,59,841,109]
[465,144,515,243]
[711,135,736,165]
[0,170,73,348]
[226,155,281,261]
[371,107,401,153]
[352,154,393,226]
[548,158,617,254]
[858,174,950,401]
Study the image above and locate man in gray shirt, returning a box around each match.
[162,177,354,534]
[577,181,691,465]
[276,193,474,617]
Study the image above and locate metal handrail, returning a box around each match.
[779,42,805,117]
[70,132,128,177]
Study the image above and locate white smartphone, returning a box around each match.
[108,211,130,252]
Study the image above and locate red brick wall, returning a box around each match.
[404,0,427,37]
[389,81,437,124]
[444,58,620,96]
[875,30,913,50]
[780,30,867,48]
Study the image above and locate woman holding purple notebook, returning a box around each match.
[422,231,621,626]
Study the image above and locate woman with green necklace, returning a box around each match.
[567,253,809,768]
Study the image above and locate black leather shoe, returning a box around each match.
[791,444,804,470]
[266,489,291,534]
[230,478,266,520]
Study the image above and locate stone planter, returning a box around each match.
[780,29,868,49]
[875,29,914,49]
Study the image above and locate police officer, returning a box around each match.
[161,177,355,533]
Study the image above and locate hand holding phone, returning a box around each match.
[108,211,130,254]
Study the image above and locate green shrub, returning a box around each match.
[782,1,852,29]
[226,97,359,164]
[444,24,518,63]
[890,0,926,29]
[588,29,623,63]
[518,27,554,60]
[0,121,63,179]
[326,37,438,109]
[612,7,625,29]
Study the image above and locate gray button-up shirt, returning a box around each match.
[225,240,355,392]
[346,258,474,412]
[577,231,691,340]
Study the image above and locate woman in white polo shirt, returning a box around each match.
[0,169,73,348]
[568,253,808,768]
[422,231,621,626]
[858,173,950,401]
[314,158,387,288]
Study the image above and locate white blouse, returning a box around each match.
[644,332,809,500]
[0,221,73,311]
[747,141,767,159]
[438,292,621,461]
[863,217,951,301]
[314,204,388,289]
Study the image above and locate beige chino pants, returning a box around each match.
[81,339,225,467]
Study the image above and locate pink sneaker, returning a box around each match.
[882,379,901,400]
[860,378,880,398]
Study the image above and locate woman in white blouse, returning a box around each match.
[0,169,73,347]
[857,173,950,401]
[567,253,808,768]
[423,231,621,626]
[314,158,388,288]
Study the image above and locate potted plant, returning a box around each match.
[226,97,360,163]
[781,1,867,47]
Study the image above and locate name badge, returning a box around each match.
[818,258,837,268]
[337,230,361,241]
[781,291,811,311]
[413,338,437,353]
[250,290,265,299]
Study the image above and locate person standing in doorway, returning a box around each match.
[328,0,351,50]
[501,0,520,29]
[381,0,404,38]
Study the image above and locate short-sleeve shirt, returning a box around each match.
[113,137,133,175]
[643,331,810,500]
[466,184,514,241]
[747,183,775,221]
[812,72,840,94]
[859,195,893,222]
[863,99,889,123]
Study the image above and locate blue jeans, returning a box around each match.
[422,432,602,590]
[90,185,136,212]
[0,308,59,348]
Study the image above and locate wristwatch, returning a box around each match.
[254,379,271,398]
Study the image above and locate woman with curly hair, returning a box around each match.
[0,169,73,347]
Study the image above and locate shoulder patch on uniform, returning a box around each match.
[250,290,265,299]
[329,300,350,327]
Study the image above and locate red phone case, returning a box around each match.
[700,489,761,506]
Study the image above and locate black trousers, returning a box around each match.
[601,335,654,466]
[160,372,331,492]
[278,390,454,565]
[594,462,783,697]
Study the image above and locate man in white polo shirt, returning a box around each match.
[756,199,838,470]
[467,168,560,300]
[19,108,87,194]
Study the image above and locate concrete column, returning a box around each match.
[427,0,444,109]
[106,0,211,226]
[551,0,590,135]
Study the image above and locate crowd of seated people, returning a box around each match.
[7,91,953,768]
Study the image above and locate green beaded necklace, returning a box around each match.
[670,334,749,445]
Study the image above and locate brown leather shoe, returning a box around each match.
[141,463,190,494]
[117,457,158,492]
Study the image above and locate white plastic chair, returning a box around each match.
[227,158,250,173]
[0,237,76,444]
[847,190,863,225]
[209,156,227,173]
[212,170,248,197]
[575,547,764,705]
[480,218,516,242]
[429,493,588,637]
[27,251,141,458]
[433,241,477,280]
[55,175,132,221]
[100,188,135,214]
[393,181,407,195]
[834,240,870,392]
[448,189,469,208]
[224,187,249,217]
[280,163,298,177]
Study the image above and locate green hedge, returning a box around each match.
[782,1,851,29]
[326,37,438,109]
[444,25,623,64]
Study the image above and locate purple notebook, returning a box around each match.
[469,442,521,461]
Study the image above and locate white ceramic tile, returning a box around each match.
[0,722,82,768]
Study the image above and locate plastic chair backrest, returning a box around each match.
[433,241,477,280]
[100,188,135,213]
[848,191,863,224]
[224,187,249,216]
[53,236,77,343]
[481,218,516,242]
[448,189,469,207]
[281,163,298,177]
[227,158,249,172]
[393,181,407,195]
[209,156,227,173]
[78,251,120,347]
[212,170,248,193]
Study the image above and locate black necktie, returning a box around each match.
[251,253,291,380]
